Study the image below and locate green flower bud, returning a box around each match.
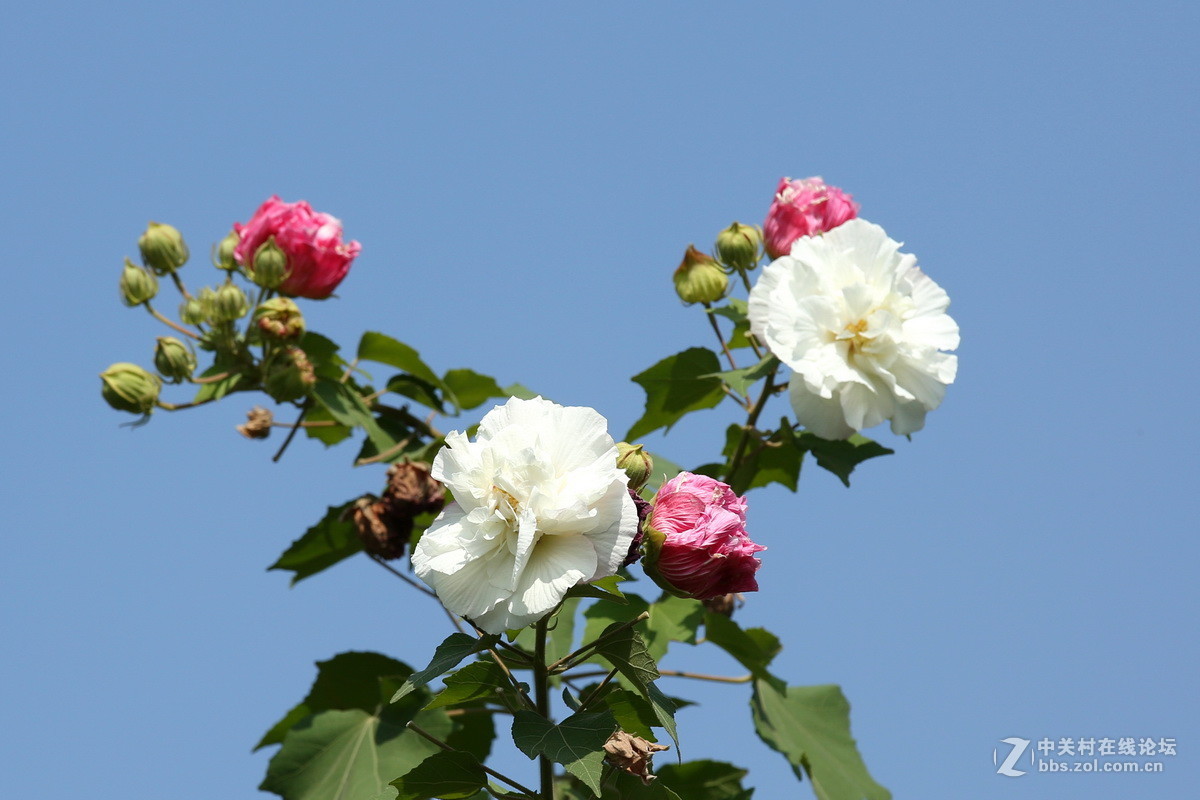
[615,442,653,492]
[673,245,728,305]
[715,222,763,272]
[138,221,189,275]
[213,230,240,271]
[210,283,249,323]
[264,346,317,403]
[153,336,196,383]
[248,236,289,290]
[179,293,208,326]
[99,362,161,415]
[119,258,158,307]
[253,297,306,341]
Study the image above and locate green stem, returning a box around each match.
[534,616,554,800]
[659,669,753,683]
[405,721,539,798]
[548,611,650,674]
[726,369,777,483]
[144,302,201,340]
[155,396,217,411]
[271,399,311,462]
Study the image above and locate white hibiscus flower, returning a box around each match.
[411,396,638,633]
[747,218,959,440]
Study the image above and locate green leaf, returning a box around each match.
[751,680,891,800]
[299,332,347,381]
[384,373,445,413]
[390,750,489,800]
[723,419,805,494]
[512,710,617,795]
[392,633,502,703]
[357,332,456,410]
[424,660,509,710]
[502,382,539,400]
[706,355,779,397]
[708,298,748,324]
[591,622,678,753]
[268,502,361,585]
[443,700,496,762]
[259,706,449,800]
[702,614,782,688]
[443,368,507,410]
[302,403,353,447]
[627,348,727,440]
[657,760,754,800]
[191,363,243,403]
[646,595,704,650]
[312,378,396,454]
[257,652,417,750]
[798,433,894,487]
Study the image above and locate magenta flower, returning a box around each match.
[644,473,764,599]
[763,177,859,259]
[234,196,362,300]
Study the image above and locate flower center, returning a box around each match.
[492,485,522,523]
[838,318,871,356]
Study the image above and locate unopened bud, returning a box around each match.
[248,236,289,290]
[213,230,240,271]
[179,295,207,326]
[138,221,189,275]
[615,442,653,492]
[153,337,196,383]
[99,362,161,415]
[673,245,727,305]
[253,297,306,341]
[210,283,249,323]
[119,258,159,307]
[236,406,274,439]
[264,346,316,402]
[715,222,763,272]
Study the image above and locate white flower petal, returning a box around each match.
[750,218,959,438]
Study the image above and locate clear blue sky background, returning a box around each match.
[2,2,1197,798]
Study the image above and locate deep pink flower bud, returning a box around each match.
[643,473,764,599]
[763,177,859,259]
[233,196,362,300]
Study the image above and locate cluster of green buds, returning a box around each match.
[264,347,317,403]
[672,222,764,306]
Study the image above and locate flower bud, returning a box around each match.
[209,283,249,322]
[138,221,189,275]
[673,245,727,305]
[715,222,763,272]
[264,346,316,402]
[99,362,161,415]
[153,337,196,383]
[237,406,274,439]
[248,236,289,290]
[213,230,240,271]
[763,177,859,259]
[253,297,306,341]
[179,295,207,326]
[119,258,159,307]
[642,473,764,600]
[615,442,653,492]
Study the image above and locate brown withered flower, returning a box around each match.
[702,593,744,618]
[603,730,669,785]
[236,406,274,439]
[381,460,446,518]
[348,495,412,560]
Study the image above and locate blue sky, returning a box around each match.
[2,2,1197,798]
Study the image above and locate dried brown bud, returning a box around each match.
[603,731,669,785]
[382,461,446,518]
[701,593,744,618]
[236,406,274,439]
[349,495,412,560]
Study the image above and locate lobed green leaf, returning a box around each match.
[392,633,503,703]
[512,710,617,796]
[390,750,489,800]
[268,502,361,585]
[627,348,727,440]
